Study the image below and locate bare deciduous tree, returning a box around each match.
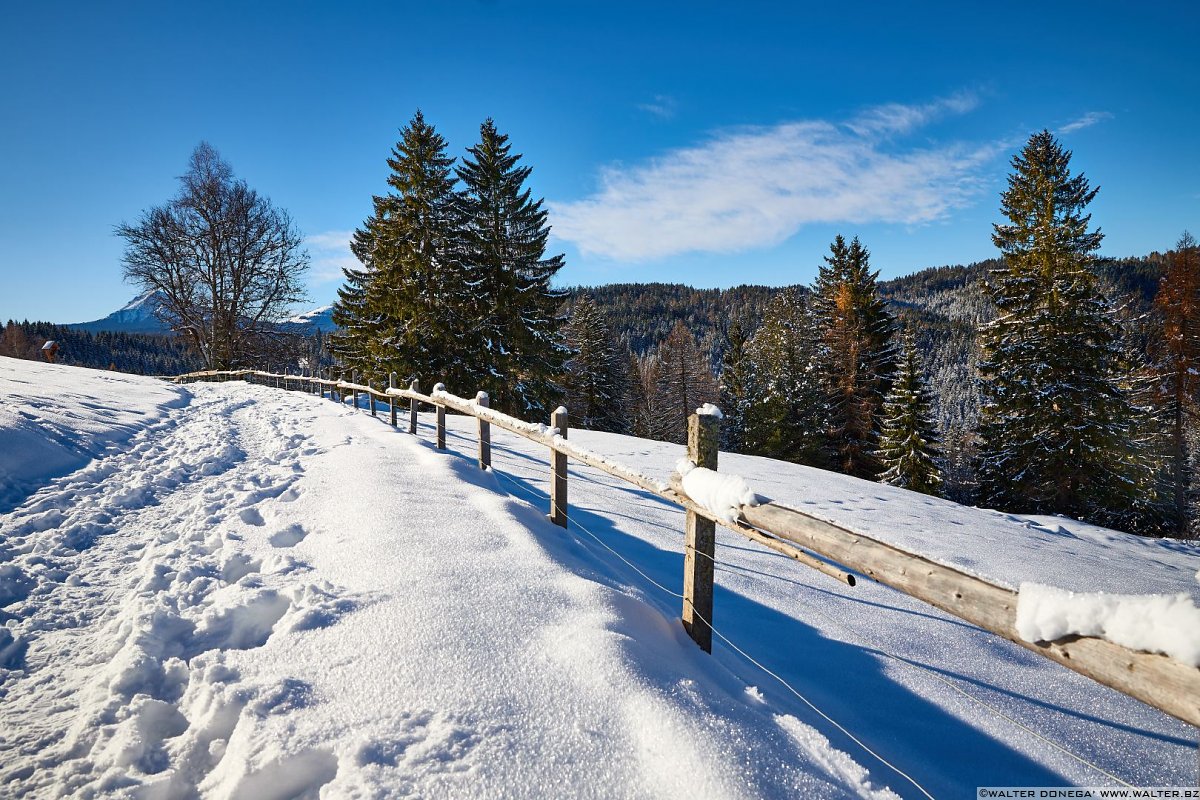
[117,142,308,369]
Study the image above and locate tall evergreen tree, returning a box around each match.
[329,222,381,377]
[742,290,826,465]
[1153,231,1200,536]
[562,294,627,433]
[718,313,754,452]
[1119,362,1176,536]
[655,321,718,444]
[977,130,1138,525]
[813,235,896,478]
[458,119,567,417]
[333,111,472,389]
[877,332,944,496]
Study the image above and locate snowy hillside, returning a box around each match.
[0,357,185,512]
[0,357,1195,798]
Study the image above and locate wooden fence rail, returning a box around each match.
[173,368,1200,729]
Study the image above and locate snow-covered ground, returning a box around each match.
[0,357,1196,798]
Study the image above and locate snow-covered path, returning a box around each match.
[1,360,1196,798]
[0,372,890,798]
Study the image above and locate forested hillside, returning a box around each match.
[569,254,1167,431]
[560,251,1172,512]
[0,321,201,375]
[0,320,337,377]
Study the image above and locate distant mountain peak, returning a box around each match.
[282,304,336,333]
[69,291,169,334]
[118,289,161,313]
[67,294,339,335]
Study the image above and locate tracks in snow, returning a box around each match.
[0,386,358,799]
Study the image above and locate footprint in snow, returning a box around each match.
[269,524,307,548]
[239,508,265,526]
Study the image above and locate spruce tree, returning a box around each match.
[338,111,472,390]
[813,235,896,478]
[458,119,567,417]
[718,313,754,452]
[562,294,627,433]
[977,130,1137,525]
[329,222,381,377]
[743,290,826,465]
[1119,363,1176,536]
[877,331,944,496]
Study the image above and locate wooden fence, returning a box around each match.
[175,368,1200,730]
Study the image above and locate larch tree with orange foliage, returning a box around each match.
[1154,231,1200,535]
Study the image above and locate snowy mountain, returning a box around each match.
[280,304,336,333]
[68,290,171,334]
[67,294,339,336]
[0,356,1196,797]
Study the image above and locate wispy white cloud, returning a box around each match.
[1058,111,1113,135]
[549,95,999,262]
[637,95,678,119]
[843,91,980,137]
[304,229,357,283]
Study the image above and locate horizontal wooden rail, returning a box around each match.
[170,367,1200,728]
[732,500,1200,729]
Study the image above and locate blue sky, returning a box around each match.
[1,1,1197,322]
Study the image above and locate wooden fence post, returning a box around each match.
[389,373,398,427]
[409,378,419,434]
[550,407,568,527]
[476,392,490,470]
[434,383,446,449]
[351,371,359,410]
[369,382,377,416]
[338,372,345,404]
[682,410,720,653]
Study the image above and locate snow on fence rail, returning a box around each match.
[173,368,1200,729]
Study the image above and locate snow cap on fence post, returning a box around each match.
[682,406,720,654]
